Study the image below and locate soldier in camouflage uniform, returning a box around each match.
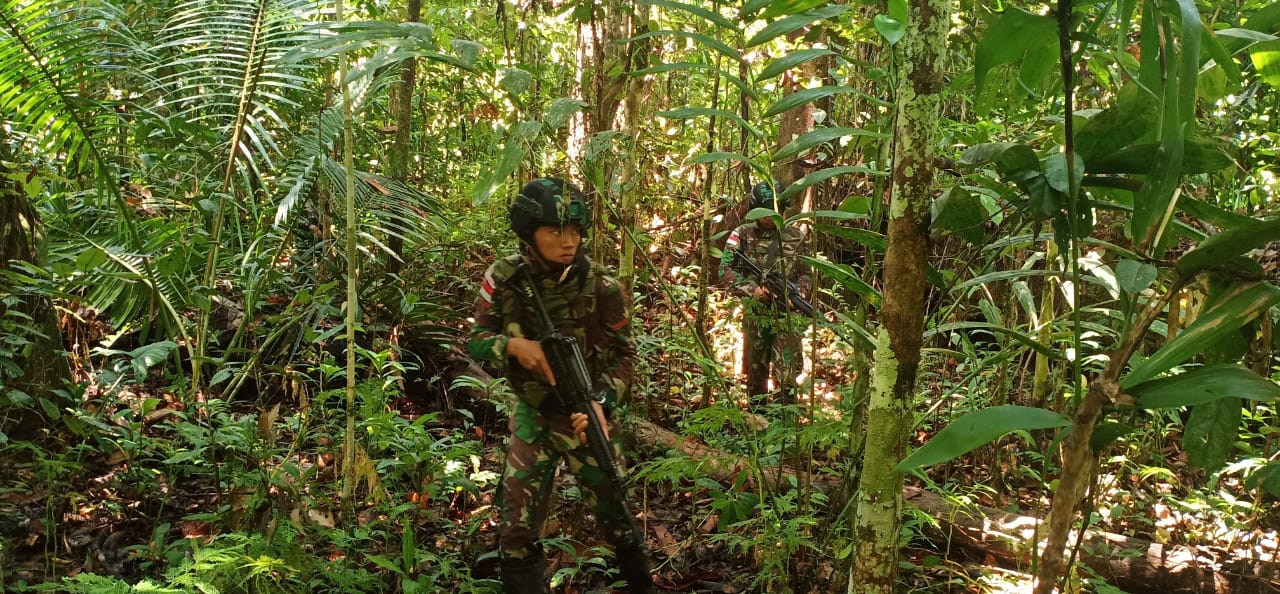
[719,180,807,404]
[469,178,654,594]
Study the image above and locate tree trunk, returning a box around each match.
[0,142,71,436]
[386,0,421,279]
[849,0,951,591]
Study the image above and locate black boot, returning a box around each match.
[614,544,655,593]
[500,550,549,594]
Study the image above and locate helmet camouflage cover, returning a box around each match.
[750,180,788,209]
[509,177,590,236]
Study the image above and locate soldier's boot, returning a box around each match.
[614,544,655,594]
[500,550,549,594]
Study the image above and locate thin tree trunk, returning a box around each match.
[849,0,951,591]
[386,0,421,279]
[335,0,360,512]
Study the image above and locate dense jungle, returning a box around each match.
[3,0,1280,592]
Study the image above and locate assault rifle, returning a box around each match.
[731,249,814,315]
[514,266,645,545]
[731,250,868,349]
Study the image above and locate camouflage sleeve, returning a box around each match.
[719,225,757,297]
[467,264,510,371]
[594,280,634,411]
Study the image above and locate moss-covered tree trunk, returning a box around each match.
[848,0,951,590]
[0,142,71,434]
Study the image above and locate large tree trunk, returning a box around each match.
[848,0,952,591]
[441,352,1275,594]
[0,143,71,435]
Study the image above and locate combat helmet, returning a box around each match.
[749,180,789,210]
[509,177,590,239]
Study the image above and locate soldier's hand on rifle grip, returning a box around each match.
[506,337,557,385]
[752,285,773,302]
[572,401,608,445]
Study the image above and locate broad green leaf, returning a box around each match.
[887,0,907,22]
[498,68,533,95]
[974,8,1057,95]
[1072,83,1158,163]
[924,321,1059,358]
[931,186,987,244]
[775,127,886,161]
[764,86,890,118]
[784,166,887,201]
[1173,0,1203,125]
[1250,39,1280,89]
[639,0,735,29]
[1177,197,1262,230]
[130,341,178,380]
[1115,259,1157,294]
[758,0,831,20]
[1088,137,1234,175]
[740,0,772,19]
[1043,152,1084,195]
[746,207,783,224]
[1122,282,1280,388]
[1216,28,1278,44]
[1245,462,1280,498]
[746,5,849,48]
[1017,43,1057,93]
[757,48,837,81]
[895,406,1070,472]
[631,62,756,98]
[788,210,867,224]
[1201,27,1241,85]
[625,30,741,65]
[958,142,1015,167]
[1090,421,1136,452]
[1244,2,1280,39]
[660,107,764,139]
[1184,398,1240,472]
[813,224,886,252]
[1176,219,1280,277]
[803,257,882,308]
[473,121,540,206]
[1130,364,1280,409]
[955,269,1062,292]
[874,15,905,46]
[544,98,588,129]
[838,196,872,215]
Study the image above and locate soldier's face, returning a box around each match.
[533,225,583,264]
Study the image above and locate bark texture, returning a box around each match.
[0,149,71,435]
[848,0,951,591]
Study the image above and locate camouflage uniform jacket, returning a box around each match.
[468,253,634,416]
[719,221,806,300]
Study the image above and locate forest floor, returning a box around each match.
[2,296,1278,593]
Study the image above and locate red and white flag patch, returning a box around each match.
[725,229,740,249]
[479,269,496,309]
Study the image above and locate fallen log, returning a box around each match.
[442,352,1279,594]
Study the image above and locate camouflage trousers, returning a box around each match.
[742,308,803,403]
[498,402,639,559]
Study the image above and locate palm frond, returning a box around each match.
[0,0,137,181]
[150,0,324,192]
